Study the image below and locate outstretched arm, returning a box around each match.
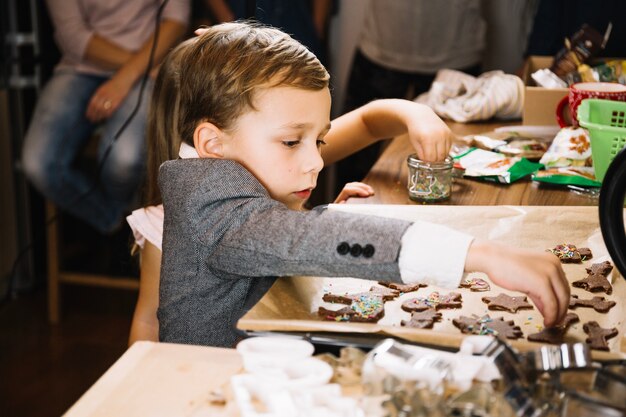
[322,99,455,165]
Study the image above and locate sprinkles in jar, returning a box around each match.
[407,154,453,202]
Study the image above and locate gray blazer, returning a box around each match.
[158,158,412,347]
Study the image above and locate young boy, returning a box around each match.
[158,22,569,347]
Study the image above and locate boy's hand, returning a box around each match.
[405,104,457,162]
[465,240,570,328]
[334,182,374,204]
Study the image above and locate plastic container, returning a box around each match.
[407,155,453,202]
[577,98,626,181]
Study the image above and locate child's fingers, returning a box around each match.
[345,182,374,195]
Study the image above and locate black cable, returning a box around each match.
[2,0,169,308]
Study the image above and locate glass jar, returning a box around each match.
[407,154,453,202]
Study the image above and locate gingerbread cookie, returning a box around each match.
[401,309,442,329]
[378,280,426,293]
[369,286,401,300]
[548,243,583,263]
[583,321,618,351]
[578,247,593,260]
[482,293,533,313]
[569,295,616,313]
[572,261,613,294]
[459,277,490,292]
[401,291,462,312]
[527,313,579,344]
[323,289,395,304]
[319,293,385,323]
[453,314,523,339]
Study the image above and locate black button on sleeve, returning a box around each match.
[337,242,350,255]
[363,244,375,258]
[350,243,363,257]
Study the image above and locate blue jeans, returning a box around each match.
[22,69,152,233]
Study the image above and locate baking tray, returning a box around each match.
[238,205,625,359]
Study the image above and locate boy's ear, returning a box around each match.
[193,122,224,158]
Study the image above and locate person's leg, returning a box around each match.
[97,78,153,226]
[335,50,413,194]
[21,70,122,232]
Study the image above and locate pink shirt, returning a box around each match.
[45,0,190,76]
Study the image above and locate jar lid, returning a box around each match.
[407,154,453,170]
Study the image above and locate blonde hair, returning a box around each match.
[178,21,330,145]
[144,38,198,206]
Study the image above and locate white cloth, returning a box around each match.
[127,205,164,250]
[416,69,524,123]
[358,0,485,74]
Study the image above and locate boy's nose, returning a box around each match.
[304,146,324,174]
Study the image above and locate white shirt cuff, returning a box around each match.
[398,221,474,289]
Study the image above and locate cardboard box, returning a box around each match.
[522,56,568,126]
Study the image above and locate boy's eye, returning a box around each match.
[316,139,327,147]
[282,140,300,148]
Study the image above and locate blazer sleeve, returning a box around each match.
[212,204,411,282]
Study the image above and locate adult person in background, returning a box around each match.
[201,0,333,63]
[526,0,626,58]
[21,0,189,234]
[334,0,486,192]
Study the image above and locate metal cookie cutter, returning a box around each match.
[523,343,591,375]
[479,337,544,417]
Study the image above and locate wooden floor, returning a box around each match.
[0,285,137,417]
[0,216,140,417]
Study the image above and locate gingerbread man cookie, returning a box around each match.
[378,280,426,294]
[569,295,616,313]
[401,309,442,329]
[527,312,580,344]
[583,321,618,351]
[319,292,385,323]
[453,314,523,339]
[572,261,613,294]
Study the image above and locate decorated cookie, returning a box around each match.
[319,293,385,323]
[453,314,523,339]
[401,309,442,329]
[583,321,618,351]
[527,313,579,344]
[401,291,462,312]
[482,293,533,313]
[569,295,616,313]
[323,289,396,304]
[459,277,490,292]
[378,280,427,293]
[572,261,613,294]
[547,243,583,263]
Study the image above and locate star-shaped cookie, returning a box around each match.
[401,291,462,312]
[482,293,533,313]
[453,314,523,339]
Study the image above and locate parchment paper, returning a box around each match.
[238,205,625,359]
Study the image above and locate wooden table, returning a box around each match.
[64,341,243,417]
[348,121,597,206]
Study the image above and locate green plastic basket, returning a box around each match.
[577,98,626,182]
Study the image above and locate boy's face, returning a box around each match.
[222,86,331,210]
